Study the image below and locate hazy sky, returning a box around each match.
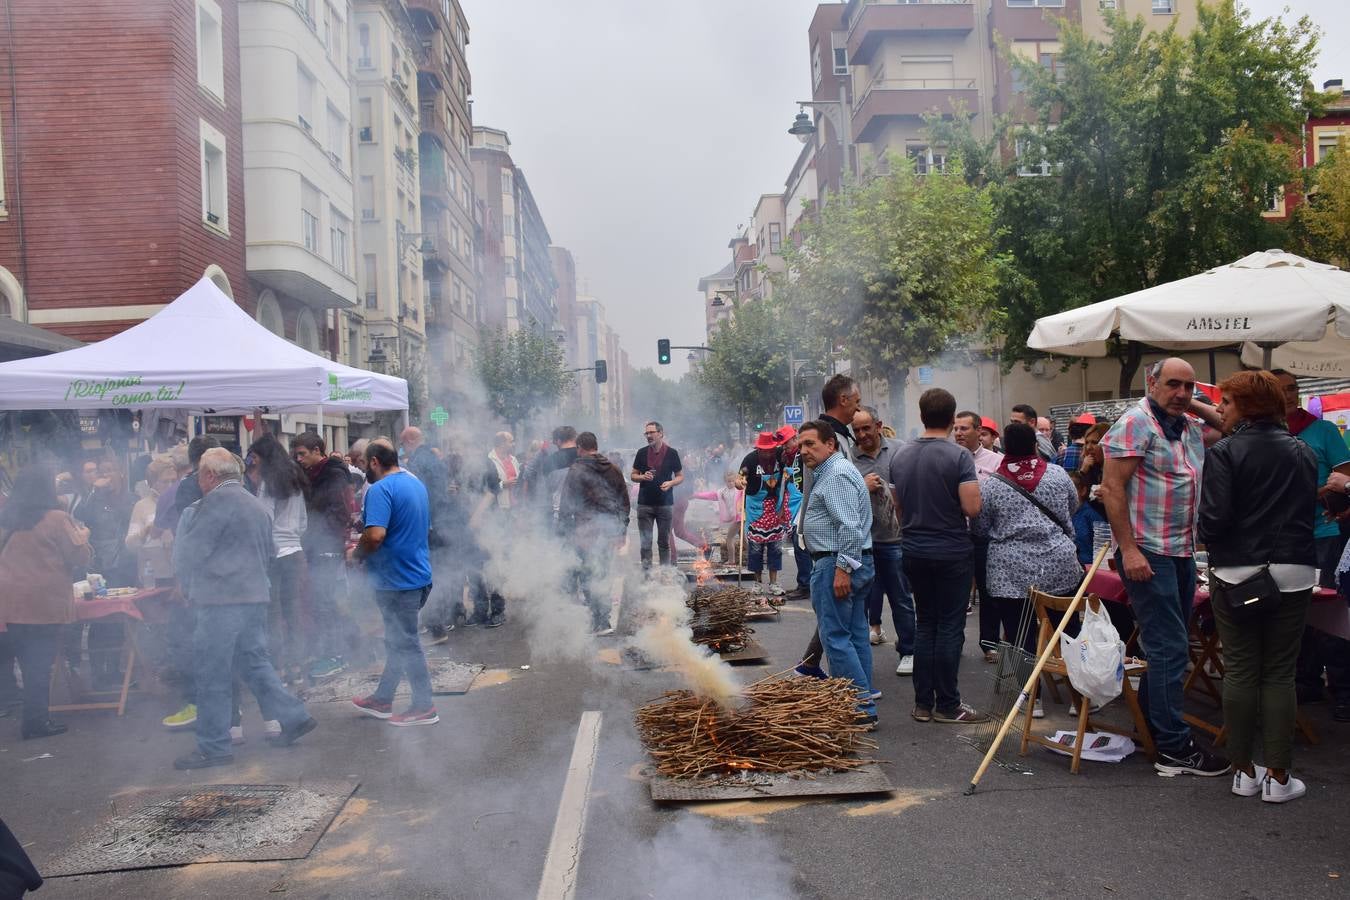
[463,0,1348,381]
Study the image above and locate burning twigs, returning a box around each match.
[635,674,878,780]
[685,586,754,653]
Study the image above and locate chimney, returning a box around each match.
[1325,78,1344,94]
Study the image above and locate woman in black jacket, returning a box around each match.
[1197,370,1317,804]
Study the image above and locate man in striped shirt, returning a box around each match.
[1100,357,1228,777]
[798,420,876,727]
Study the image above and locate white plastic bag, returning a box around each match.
[1060,602,1125,708]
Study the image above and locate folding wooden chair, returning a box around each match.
[1020,589,1157,774]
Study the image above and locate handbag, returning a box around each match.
[1209,566,1282,622]
[991,472,1074,539]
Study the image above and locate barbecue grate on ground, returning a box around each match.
[42,779,358,877]
[649,763,893,802]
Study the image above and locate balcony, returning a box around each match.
[415,29,449,87]
[846,1,976,65]
[419,99,449,140]
[852,77,979,142]
[405,0,449,30]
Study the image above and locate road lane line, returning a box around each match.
[536,710,603,900]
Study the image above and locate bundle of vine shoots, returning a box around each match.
[635,674,878,780]
[685,586,753,652]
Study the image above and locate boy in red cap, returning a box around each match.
[1059,412,1097,472]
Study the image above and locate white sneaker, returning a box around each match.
[229,725,245,745]
[263,719,281,737]
[1232,766,1267,797]
[869,628,887,646]
[1032,697,1045,719]
[1262,773,1307,804]
[895,655,914,676]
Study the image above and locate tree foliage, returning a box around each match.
[774,156,1004,388]
[473,325,574,427]
[1292,136,1350,267]
[983,3,1319,390]
[694,296,795,438]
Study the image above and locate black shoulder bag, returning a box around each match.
[990,472,1074,540]
[1208,566,1282,622]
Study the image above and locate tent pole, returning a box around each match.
[318,403,324,449]
[1262,345,1273,370]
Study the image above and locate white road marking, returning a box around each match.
[536,710,603,900]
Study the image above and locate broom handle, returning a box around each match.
[964,540,1112,795]
[737,488,747,586]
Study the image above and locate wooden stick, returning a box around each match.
[964,541,1112,796]
[737,488,747,585]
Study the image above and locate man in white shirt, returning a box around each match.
[956,410,1003,662]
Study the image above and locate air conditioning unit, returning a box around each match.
[358,126,372,141]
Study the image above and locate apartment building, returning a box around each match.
[697,261,734,342]
[0,0,248,339]
[240,0,358,369]
[471,127,558,334]
[352,0,426,385]
[406,0,479,405]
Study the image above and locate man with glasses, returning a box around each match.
[631,421,683,571]
[1100,357,1228,777]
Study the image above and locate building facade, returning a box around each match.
[352,0,426,388]
[240,0,358,370]
[470,126,558,334]
[407,0,479,407]
[0,0,249,338]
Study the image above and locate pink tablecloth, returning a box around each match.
[0,586,176,633]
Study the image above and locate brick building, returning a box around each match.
[0,0,248,339]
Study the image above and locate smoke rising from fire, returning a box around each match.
[632,581,741,708]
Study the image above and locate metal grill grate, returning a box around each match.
[649,762,893,802]
[43,779,358,877]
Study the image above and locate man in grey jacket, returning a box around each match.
[172,449,315,769]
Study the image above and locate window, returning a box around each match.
[453,279,462,311]
[296,309,321,353]
[503,213,515,237]
[1008,0,1064,6]
[301,180,321,253]
[327,4,342,62]
[199,120,228,232]
[900,55,954,89]
[196,0,224,101]
[833,47,848,76]
[256,290,284,336]
[1315,128,1347,163]
[1152,0,1173,12]
[321,2,331,50]
[358,98,373,141]
[462,182,470,209]
[907,145,946,175]
[330,208,350,273]
[357,24,372,68]
[451,222,461,257]
[811,41,822,89]
[359,176,375,219]
[1099,0,1117,8]
[768,222,782,255]
[1011,40,1061,93]
[1262,185,1285,217]
[501,170,512,194]
[326,105,345,168]
[297,65,316,133]
[363,254,378,308]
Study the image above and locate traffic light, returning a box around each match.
[594,360,608,384]
[657,338,671,365]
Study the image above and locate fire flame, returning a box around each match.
[691,557,715,586]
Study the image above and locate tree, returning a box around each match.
[473,325,574,428]
[1292,136,1350,267]
[991,3,1319,392]
[774,155,1004,396]
[694,296,795,441]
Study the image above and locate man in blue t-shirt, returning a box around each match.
[349,442,438,726]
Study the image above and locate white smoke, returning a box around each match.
[631,581,741,708]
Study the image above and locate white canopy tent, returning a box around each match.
[0,277,407,414]
[1026,250,1350,375]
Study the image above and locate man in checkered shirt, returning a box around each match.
[1100,357,1229,778]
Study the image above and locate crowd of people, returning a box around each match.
[2,359,1348,802]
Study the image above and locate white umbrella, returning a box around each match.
[1027,250,1350,369]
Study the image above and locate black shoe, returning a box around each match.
[854,714,878,732]
[21,720,68,740]
[486,613,506,628]
[1154,741,1230,777]
[1334,703,1350,723]
[174,750,234,770]
[266,716,317,747]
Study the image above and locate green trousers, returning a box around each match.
[1210,588,1311,770]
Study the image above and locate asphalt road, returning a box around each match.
[3,552,1349,900]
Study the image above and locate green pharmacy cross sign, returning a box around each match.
[429,406,449,427]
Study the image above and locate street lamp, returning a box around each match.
[789,85,853,182]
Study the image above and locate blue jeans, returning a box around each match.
[810,554,876,716]
[904,554,972,715]
[1118,549,1195,755]
[747,540,782,575]
[194,603,308,759]
[868,542,915,656]
[373,587,434,711]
